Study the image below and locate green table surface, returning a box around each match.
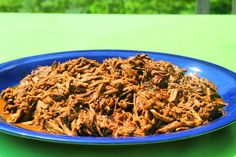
[0,13,236,157]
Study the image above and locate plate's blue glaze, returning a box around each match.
[0,50,236,145]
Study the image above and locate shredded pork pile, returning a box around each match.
[1,54,226,137]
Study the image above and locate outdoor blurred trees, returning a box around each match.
[0,0,232,14]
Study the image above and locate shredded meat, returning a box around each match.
[0,54,226,137]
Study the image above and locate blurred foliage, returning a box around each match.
[0,0,232,14]
[211,0,232,13]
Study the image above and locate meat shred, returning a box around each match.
[0,54,226,137]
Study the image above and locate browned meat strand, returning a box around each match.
[0,54,226,137]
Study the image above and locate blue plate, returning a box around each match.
[0,50,236,145]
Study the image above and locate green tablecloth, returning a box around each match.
[0,13,236,157]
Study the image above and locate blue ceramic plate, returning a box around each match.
[0,50,236,145]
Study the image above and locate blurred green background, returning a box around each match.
[0,0,233,14]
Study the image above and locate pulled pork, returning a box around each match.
[0,54,226,137]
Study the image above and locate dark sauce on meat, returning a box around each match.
[0,99,43,132]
